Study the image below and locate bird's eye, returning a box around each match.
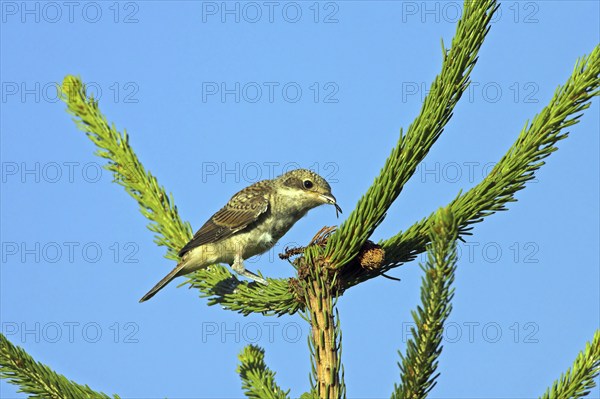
[303,180,313,189]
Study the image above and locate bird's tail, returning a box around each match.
[139,264,184,303]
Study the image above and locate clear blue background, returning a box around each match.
[1,1,599,398]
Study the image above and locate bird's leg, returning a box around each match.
[232,253,268,285]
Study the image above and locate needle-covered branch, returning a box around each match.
[237,345,290,399]
[184,267,302,316]
[540,330,600,399]
[60,47,599,318]
[301,246,345,399]
[338,44,600,288]
[60,75,192,261]
[60,76,301,316]
[37,4,598,399]
[0,334,119,399]
[322,0,498,269]
[392,208,458,399]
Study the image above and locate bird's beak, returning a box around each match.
[320,194,342,218]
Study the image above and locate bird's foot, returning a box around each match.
[232,259,268,285]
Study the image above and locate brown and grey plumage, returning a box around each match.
[139,169,341,302]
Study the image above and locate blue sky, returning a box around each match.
[1,1,599,398]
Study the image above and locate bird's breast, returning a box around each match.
[258,214,295,243]
[256,231,274,246]
[238,213,301,258]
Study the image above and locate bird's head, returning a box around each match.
[275,169,342,217]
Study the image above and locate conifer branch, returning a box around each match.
[60,75,192,261]
[299,391,318,399]
[392,208,458,399]
[60,76,299,315]
[301,247,345,399]
[184,267,302,316]
[60,31,599,320]
[0,334,120,399]
[47,6,599,399]
[237,345,290,399]
[339,45,600,288]
[60,38,600,316]
[540,330,600,399]
[323,0,499,269]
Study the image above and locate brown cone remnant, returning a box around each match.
[283,228,385,301]
[280,228,385,272]
[357,240,385,271]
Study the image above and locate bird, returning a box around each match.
[139,168,342,302]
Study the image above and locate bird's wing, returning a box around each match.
[178,185,270,257]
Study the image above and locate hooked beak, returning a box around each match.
[320,194,343,218]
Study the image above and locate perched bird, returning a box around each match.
[139,169,341,302]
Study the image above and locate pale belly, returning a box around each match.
[180,213,301,272]
[235,214,299,259]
